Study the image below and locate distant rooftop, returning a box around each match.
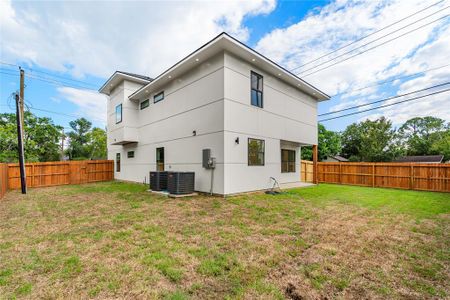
[394,155,444,163]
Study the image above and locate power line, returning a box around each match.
[25,73,98,91]
[330,63,450,98]
[319,88,450,122]
[301,14,449,77]
[297,5,450,75]
[320,81,450,116]
[290,0,445,72]
[0,61,98,89]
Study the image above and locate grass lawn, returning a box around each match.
[0,182,449,299]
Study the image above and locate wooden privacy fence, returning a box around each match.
[6,160,114,190]
[0,163,8,199]
[315,162,450,192]
[301,160,314,183]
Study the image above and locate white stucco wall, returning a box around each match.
[222,52,317,194]
[106,51,318,195]
[107,53,226,194]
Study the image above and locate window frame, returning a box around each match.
[248,138,265,166]
[127,151,135,158]
[116,153,121,172]
[115,104,122,124]
[250,71,263,108]
[140,99,150,110]
[153,91,164,103]
[281,149,296,173]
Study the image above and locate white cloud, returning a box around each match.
[57,87,107,124]
[255,0,450,125]
[0,0,275,79]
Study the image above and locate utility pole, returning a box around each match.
[15,93,27,194]
[19,68,25,138]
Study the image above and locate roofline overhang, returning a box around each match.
[129,32,330,101]
[99,71,152,95]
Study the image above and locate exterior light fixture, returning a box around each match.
[235,137,239,144]
[251,58,256,62]
[168,75,172,79]
[278,73,281,76]
[195,58,199,62]
[193,130,197,136]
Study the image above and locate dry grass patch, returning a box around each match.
[0,182,448,299]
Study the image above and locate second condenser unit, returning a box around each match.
[167,172,195,195]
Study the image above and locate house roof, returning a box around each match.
[394,155,444,163]
[128,32,330,101]
[329,155,349,162]
[98,71,153,95]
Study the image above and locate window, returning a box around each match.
[140,99,149,110]
[154,91,164,103]
[248,138,265,166]
[116,153,121,172]
[250,71,263,108]
[115,104,122,124]
[281,149,296,173]
[127,151,135,158]
[156,147,164,171]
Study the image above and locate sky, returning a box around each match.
[1,0,449,132]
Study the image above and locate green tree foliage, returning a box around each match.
[66,118,107,160]
[87,127,107,160]
[66,118,92,160]
[341,117,402,162]
[301,124,341,161]
[0,112,63,163]
[398,117,449,156]
[431,130,450,161]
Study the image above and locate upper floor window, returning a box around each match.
[154,91,164,103]
[251,71,263,108]
[281,149,296,173]
[140,99,150,110]
[248,138,265,166]
[115,104,122,124]
[127,151,135,158]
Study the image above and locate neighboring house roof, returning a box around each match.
[328,155,349,162]
[394,155,444,163]
[99,71,153,95]
[127,32,330,102]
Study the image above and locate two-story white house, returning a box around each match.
[99,33,329,195]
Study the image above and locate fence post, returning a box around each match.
[410,164,414,190]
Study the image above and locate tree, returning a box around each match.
[0,112,63,163]
[431,129,450,161]
[399,117,448,156]
[341,117,402,162]
[66,118,92,160]
[301,124,341,161]
[87,127,107,159]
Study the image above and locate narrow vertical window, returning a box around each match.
[156,147,164,171]
[281,149,296,173]
[115,104,122,124]
[248,138,265,166]
[116,153,121,172]
[250,71,263,108]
